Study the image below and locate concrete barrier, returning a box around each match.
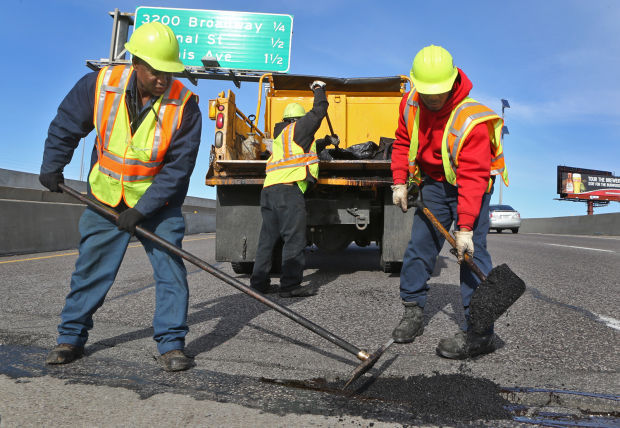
[0,169,216,256]
[521,212,620,236]
[1,199,85,255]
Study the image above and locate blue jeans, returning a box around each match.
[57,206,189,354]
[399,179,493,332]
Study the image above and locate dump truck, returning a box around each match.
[205,73,415,273]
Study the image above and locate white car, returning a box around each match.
[489,204,521,233]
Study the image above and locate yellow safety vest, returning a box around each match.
[263,123,319,193]
[403,89,508,191]
[89,65,194,207]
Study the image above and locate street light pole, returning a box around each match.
[500,99,510,205]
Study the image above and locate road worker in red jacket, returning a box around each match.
[390,45,508,359]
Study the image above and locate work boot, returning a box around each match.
[158,349,194,372]
[45,343,84,365]
[436,330,495,359]
[250,282,279,294]
[391,301,424,343]
[278,284,317,298]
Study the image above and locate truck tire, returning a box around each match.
[231,262,254,274]
[313,225,353,253]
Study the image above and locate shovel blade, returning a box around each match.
[343,339,394,390]
[469,263,526,334]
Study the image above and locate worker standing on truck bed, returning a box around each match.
[250,81,328,298]
[390,45,508,359]
[38,22,202,371]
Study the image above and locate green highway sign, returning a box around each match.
[134,7,293,73]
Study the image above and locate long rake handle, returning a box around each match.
[59,184,367,360]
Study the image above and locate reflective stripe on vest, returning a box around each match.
[89,65,194,207]
[263,123,319,193]
[404,91,508,190]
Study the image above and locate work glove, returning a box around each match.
[325,134,340,148]
[310,80,326,91]
[391,184,408,212]
[39,172,64,193]
[454,229,474,264]
[117,208,145,234]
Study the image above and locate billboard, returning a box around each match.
[557,166,620,202]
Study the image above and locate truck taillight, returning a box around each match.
[215,131,223,148]
[216,113,224,129]
[208,100,217,119]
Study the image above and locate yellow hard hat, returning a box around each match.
[410,45,458,94]
[283,103,305,119]
[125,22,185,73]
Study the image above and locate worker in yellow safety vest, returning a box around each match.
[250,81,328,298]
[39,22,202,371]
[390,45,508,359]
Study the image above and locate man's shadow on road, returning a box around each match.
[87,250,366,364]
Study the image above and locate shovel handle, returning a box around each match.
[414,200,487,282]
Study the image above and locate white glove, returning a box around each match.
[391,184,408,212]
[310,80,326,90]
[454,230,474,263]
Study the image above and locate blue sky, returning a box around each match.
[2,0,619,218]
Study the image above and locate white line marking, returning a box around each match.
[595,314,620,331]
[545,243,615,253]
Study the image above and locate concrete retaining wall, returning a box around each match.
[0,169,216,256]
[521,212,620,236]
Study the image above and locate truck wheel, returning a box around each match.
[511,228,519,234]
[231,262,254,274]
[313,226,353,253]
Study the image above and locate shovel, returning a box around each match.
[58,183,387,387]
[407,184,526,333]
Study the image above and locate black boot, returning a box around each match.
[158,349,194,372]
[436,330,495,359]
[392,301,424,343]
[45,343,84,365]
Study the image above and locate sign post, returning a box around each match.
[134,7,293,73]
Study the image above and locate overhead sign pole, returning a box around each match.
[134,7,293,73]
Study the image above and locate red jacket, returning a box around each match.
[391,69,491,230]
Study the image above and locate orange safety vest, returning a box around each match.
[89,65,194,207]
[263,123,319,193]
[403,89,508,190]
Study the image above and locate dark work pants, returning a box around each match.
[399,179,493,332]
[250,184,307,290]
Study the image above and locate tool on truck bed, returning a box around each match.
[407,183,526,333]
[58,183,390,388]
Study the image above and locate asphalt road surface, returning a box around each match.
[1,231,618,426]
